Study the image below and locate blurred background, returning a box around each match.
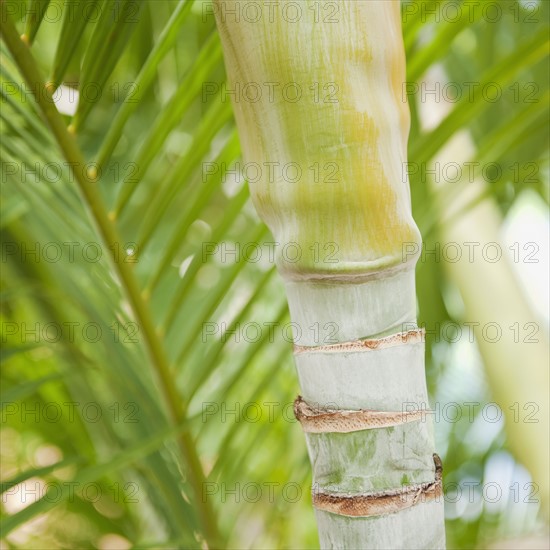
[1,0,549,548]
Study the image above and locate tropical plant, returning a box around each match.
[1,0,548,549]
[214,1,446,548]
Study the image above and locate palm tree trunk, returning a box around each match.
[214,1,446,547]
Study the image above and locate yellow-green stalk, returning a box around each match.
[215,1,445,547]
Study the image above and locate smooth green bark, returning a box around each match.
[215,1,445,547]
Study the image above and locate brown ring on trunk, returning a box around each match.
[294,328,425,355]
[294,395,430,433]
[313,454,443,518]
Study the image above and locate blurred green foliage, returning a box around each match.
[1,0,548,548]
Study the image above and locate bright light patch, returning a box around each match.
[52,85,79,116]
[179,255,194,278]
[502,190,549,326]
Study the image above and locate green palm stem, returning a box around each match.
[215,1,445,548]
